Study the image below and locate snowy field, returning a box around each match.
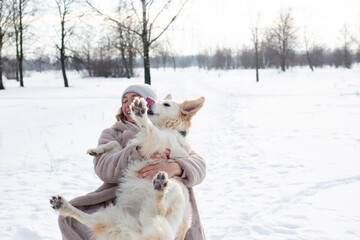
[1,67,360,240]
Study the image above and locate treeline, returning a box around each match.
[1,3,360,90]
[2,44,360,80]
[193,46,360,70]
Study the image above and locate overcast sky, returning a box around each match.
[27,0,360,57]
[166,0,360,54]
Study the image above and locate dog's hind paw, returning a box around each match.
[50,195,64,210]
[153,171,168,192]
[131,97,148,118]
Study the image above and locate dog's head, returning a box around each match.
[147,94,205,135]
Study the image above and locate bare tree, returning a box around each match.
[55,0,83,87]
[159,48,169,70]
[0,0,13,90]
[11,0,20,82]
[114,15,138,78]
[55,0,71,87]
[309,45,325,67]
[251,14,261,81]
[33,47,49,72]
[266,9,297,72]
[87,0,189,85]
[77,29,95,77]
[340,24,353,68]
[303,27,314,71]
[239,47,255,69]
[196,50,210,70]
[212,48,226,69]
[152,40,174,70]
[11,0,36,87]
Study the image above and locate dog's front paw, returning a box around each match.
[87,147,104,156]
[131,97,148,118]
[153,171,168,192]
[50,195,64,210]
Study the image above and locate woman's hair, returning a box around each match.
[115,107,127,123]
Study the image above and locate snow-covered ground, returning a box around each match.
[1,67,360,240]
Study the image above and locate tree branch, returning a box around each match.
[85,0,142,37]
[149,0,189,46]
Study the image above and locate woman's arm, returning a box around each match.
[93,128,142,183]
[174,150,206,188]
[138,150,206,187]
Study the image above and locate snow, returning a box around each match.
[1,67,360,240]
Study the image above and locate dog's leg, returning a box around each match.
[176,225,189,240]
[130,98,166,159]
[175,210,192,240]
[153,171,169,216]
[87,141,122,156]
[50,195,98,228]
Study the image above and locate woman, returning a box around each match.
[58,83,206,240]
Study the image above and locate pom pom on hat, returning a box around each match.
[121,84,158,102]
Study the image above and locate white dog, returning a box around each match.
[50,94,205,240]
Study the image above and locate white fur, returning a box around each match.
[52,95,204,240]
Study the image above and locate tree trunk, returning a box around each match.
[0,47,4,90]
[128,44,134,77]
[120,46,130,78]
[0,75,4,90]
[61,20,69,87]
[142,0,151,85]
[19,0,24,87]
[255,39,259,82]
[142,25,151,83]
[306,50,314,71]
[143,49,151,85]
[344,45,351,69]
[15,28,20,82]
[60,49,68,87]
[60,49,69,87]
[118,29,130,78]
[86,51,92,77]
[280,55,286,72]
[172,55,176,71]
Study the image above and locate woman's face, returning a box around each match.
[122,92,141,123]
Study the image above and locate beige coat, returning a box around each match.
[58,121,206,240]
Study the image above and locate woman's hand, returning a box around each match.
[137,148,170,160]
[150,148,170,160]
[139,161,183,179]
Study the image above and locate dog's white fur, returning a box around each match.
[51,94,205,240]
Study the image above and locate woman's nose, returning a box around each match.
[124,101,131,108]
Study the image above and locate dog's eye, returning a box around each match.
[163,103,170,107]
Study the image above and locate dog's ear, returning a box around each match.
[180,97,205,120]
[164,94,172,100]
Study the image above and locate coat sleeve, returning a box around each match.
[175,150,206,188]
[93,128,142,183]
